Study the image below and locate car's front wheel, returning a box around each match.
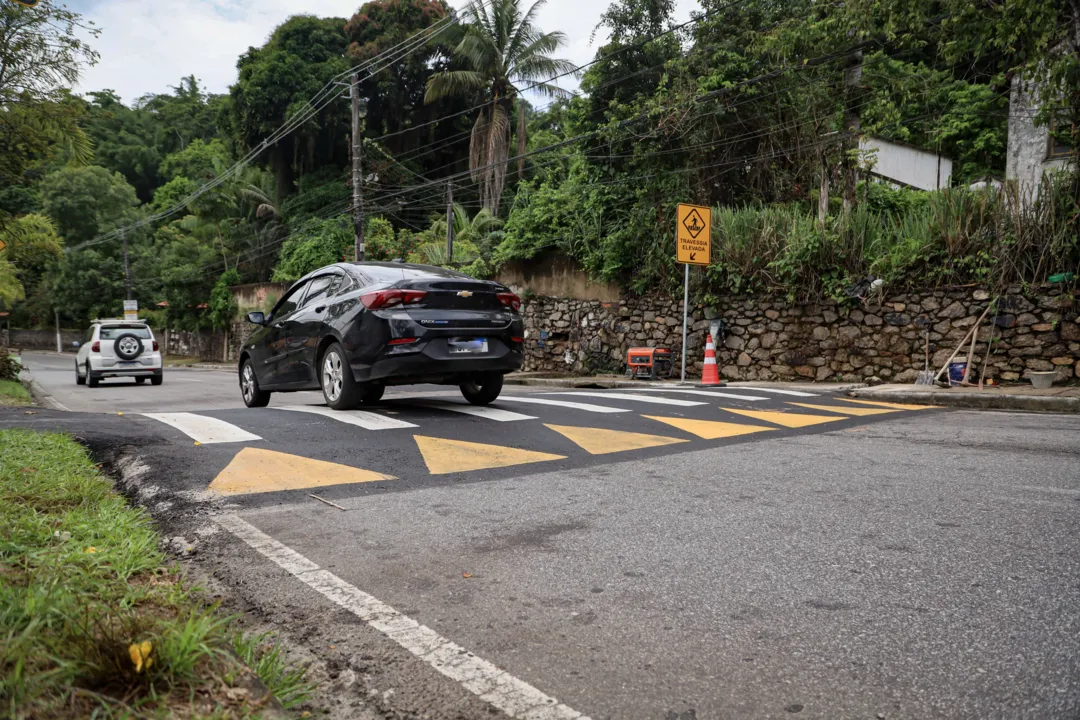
[135,377,146,385]
[460,373,503,405]
[321,343,360,410]
[240,359,270,407]
[75,362,85,386]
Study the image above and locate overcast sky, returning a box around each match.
[67,0,700,105]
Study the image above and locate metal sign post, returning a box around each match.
[675,203,712,384]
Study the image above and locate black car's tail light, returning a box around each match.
[511,336,524,343]
[497,292,522,311]
[387,337,419,345]
[361,289,427,309]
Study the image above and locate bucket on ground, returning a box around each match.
[947,358,968,386]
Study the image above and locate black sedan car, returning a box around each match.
[238,262,525,410]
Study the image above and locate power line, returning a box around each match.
[67,2,481,254]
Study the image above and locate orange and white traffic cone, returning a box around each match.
[700,334,722,386]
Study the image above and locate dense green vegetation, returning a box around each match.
[0,0,1076,330]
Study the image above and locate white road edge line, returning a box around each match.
[731,387,819,397]
[217,514,590,720]
[141,412,262,444]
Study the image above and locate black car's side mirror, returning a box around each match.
[247,311,266,325]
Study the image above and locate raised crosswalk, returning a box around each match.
[132,388,939,496]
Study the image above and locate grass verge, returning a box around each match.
[0,379,31,407]
[0,429,314,718]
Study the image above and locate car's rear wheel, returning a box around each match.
[86,362,99,388]
[460,373,503,405]
[75,362,85,385]
[321,343,359,410]
[240,359,270,407]
[151,373,163,386]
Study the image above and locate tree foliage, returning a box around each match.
[425,0,576,213]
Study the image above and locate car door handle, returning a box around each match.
[314,305,326,313]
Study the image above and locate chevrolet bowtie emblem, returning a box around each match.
[457,290,473,297]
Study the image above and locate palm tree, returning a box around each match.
[425,0,575,214]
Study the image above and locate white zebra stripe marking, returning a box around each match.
[413,400,537,422]
[141,412,261,444]
[640,388,769,401]
[732,387,819,397]
[497,396,630,413]
[544,392,705,407]
[276,405,417,430]
[218,515,589,720]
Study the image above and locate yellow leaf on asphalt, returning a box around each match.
[462,572,473,578]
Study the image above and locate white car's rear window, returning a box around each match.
[99,326,152,339]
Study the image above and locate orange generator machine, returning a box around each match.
[625,347,674,380]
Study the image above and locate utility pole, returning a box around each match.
[121,227,132,300]
[350,73,365,262]
[445,182,454,261]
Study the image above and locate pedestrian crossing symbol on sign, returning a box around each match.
[676,203,711,265]
[682,209,706,238]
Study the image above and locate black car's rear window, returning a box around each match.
[100,326,152,339]
[354,265,471,282]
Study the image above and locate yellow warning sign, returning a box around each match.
[676,203,711,265]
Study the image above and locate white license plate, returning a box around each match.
[449,338,488,354]
[117,361,138,367]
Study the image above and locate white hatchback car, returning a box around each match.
[74,321,163,387]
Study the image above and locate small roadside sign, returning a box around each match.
[123,299,138,321]
[0,239,6,252]
[676,203,711,265]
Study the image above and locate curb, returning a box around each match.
[848,388,1080,414]
[18,369,70,412]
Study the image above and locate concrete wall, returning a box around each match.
[521,288,1080,384]
[1006,78,1072,206]
[496,253,621,302]
[860,136,951,190]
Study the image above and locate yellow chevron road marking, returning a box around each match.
[642,416,774,439]
[544,424,687,455]
[414,435,566,475]
[209,447,394,495]
[723,408,848,428]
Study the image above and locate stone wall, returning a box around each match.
[521,287,1080,383]
[4,328,83,352]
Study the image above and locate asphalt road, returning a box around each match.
[20,351,328,412]
[7,352,1079,719]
